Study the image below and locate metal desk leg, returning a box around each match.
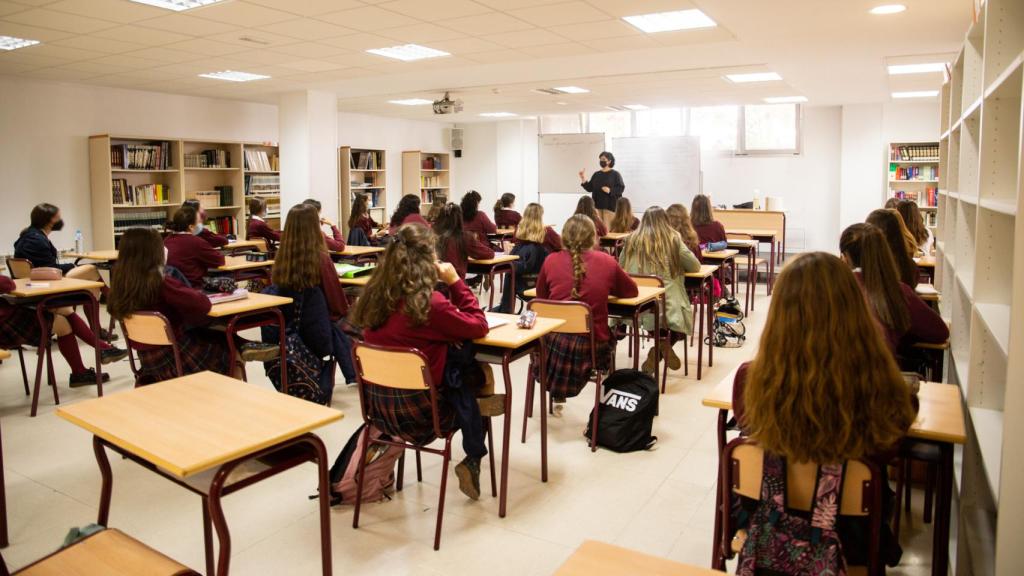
[932,443,953,576]
[499,355,514,518]
[711,409,727,569]
[94,437,113,527]
[707,276,715,368]
[0,420,8,548]
[538,344,548,483]
[695,281,705,381]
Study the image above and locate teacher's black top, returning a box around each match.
[581,169,625,212]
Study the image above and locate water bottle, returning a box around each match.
[74,229,83,254]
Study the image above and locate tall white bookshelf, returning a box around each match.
[339,147,386,236]
[936,0,1023,573]
[887,142,940,229]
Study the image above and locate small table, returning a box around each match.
[333,245,385,261]
[67,250,120,268]
[555,540,725,576]
[208,292,292,391]
[916,255,936,283]
[468,254,519,310]
[701,375,965,576]
[221,240,265,254]
[5,278,107,416]
[728,228,777,289]
[473,313,565,518]
[599,232,630,255]
[726,239,761,314]
[488,228,516,249]
[702,249,739,299]
[214,255,274,283]
[684,265,719,380]
[56,372,343,576]
[608,286,666,382]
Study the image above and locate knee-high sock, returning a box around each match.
[67,313,111,350]
[56,333,88,374]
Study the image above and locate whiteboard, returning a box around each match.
[611,136,701,211]
[538,133,606,195]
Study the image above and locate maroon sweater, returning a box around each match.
[494,209,522,229]
[463,211,498,240]
[0,275,18,323]
[589,216,608,238]
[536,250,638,342]
[694,221,728,245]
[440,232,496,279]
[516,226,563,254]
[323,225,346,252]
[149,276,213,341]
[318,252,348,320]
[197,228,229,248]
[389,213,431,235]
[351,215,379,240]
[363,279,489,385]
[247,217,280,243]
[165,233,225,288]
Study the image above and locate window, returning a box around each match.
[743,104,799,153]
[688,105,738,151]
[635,108,685,137]
[587,111,632,148]
[539,113,582,134]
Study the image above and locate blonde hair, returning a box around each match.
[743,252,915,464]
[666,203,700,255]
[562,215,596,300]
[621,207,686,278]
[515,203,546,244]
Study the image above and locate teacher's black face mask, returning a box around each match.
[599,160,608,168]
[51,219,65,232]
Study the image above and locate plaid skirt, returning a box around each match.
[539,334,614,400]
[363,383,455,447]
[137,329,231,384]
[0,307,45,348]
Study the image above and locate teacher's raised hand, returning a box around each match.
[578,169,586,182]
[601,186,611,193]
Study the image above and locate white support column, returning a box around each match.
[279,90,338,224]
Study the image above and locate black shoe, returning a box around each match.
[240,342,279,362]
[100,347,128,364]
[99,328,119,342]
[69,368,111,387]
[455,457,481,501]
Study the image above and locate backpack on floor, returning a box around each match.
[708,297,746,348]
[737,453,849,576]
[327,423,402,505]
[585,369,658,452]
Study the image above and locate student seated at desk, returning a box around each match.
[866,209,919,288]
[165,206,225,289]
[536,215,637,415]
[424,194,446,225]
[619,207,701,373]
[732,252,914,569]
[495,203,558,313]
[666,203,703,262]
[896,200,933,256]
[434,203,495,280]
[690,194,727,248]
[301,199,346,252]
[182,199,229,248]
[246,197,281,246]
[609,197,639,233]
[461,190,497,242]
[493,193,521,229]
[573,196,608,238]
[840,224,948,368]
[351,223,491,500]
[0,274,125,386]
[388,194,431,235]
[347,193,380,247]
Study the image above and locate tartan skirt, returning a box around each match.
[363,383,455,447]
[539,334,614,400]
[137,329,231,384]
[0,307,45,348]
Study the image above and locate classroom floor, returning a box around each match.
[0,285,939,575]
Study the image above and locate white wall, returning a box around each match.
[0,75,278,254]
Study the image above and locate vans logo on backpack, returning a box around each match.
[600,388,641,412]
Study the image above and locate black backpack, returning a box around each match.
[585,369,659,452]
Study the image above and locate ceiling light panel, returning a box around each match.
[892,90,939,98]
[552,86,589,94]
[870,4,907,15]
[198,70,270,82]
[887,62,946,75]
[366,44,450,61]
[724,72,782,83]
[389,98,433,105]
[623,9,717,33]
[0,35,40,51]
[129,0,226,11]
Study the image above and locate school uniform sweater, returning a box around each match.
[319,252,349,320]
[463,211,497,240]
[362,279,489,386]
[148,276,214,341]
[13,227,73,273]
[536,250,638,342]
[388,213,431,235]
[694,221,728,245]
[494,209,522,229]
[198,228,229,248]
[0,275,19,323]
[516,226,563,254]
[351,215,379,240]
[246,217,280,243]
[322,225,346,252]
[853,272,949,352]
[440,232,496,279]
[586,215,608,238]
[165,233,225,288]
[580,170,625,212]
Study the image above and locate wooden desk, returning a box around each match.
[8,278,104,298]
[555,540,724,576]
[16,528,189,576]
[916,256,937,283]
[333,245,385,258]
[67,250,120,264]
[916,283,940,303]
[207,292,292,318]
[0,349,9,361]
[727,228,778,289]
[468,254,520,310]
[702,249,739,304]
[208,292,292,392]
[599,232,630,256]
[222,240,264,252]
[468,254,519,266]
[215,255,274,273]
[684,265,719,380]
[608,286,666,385]
[725,240,764,314]
[493,227,515,236]
[339,275,371,287]
[715,208,786,264]
[473,313,564,518]
[57,372,342,576]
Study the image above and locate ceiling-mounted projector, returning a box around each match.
[433,92,463,115]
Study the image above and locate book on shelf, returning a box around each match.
[892,187,938,207]
[110,142,171,170]
[112,180,170,205]
[889,164,938,181]
[113,210,169,235]
[421,175,445,188]
[214,185,233,207]
[890,144,939,161]
[244,149,278,172]
[425,190,446,204]
[244,174,280,196]
[350,151,382,170]
[186,190,221,209]
[421,156,443,170]
[205,216,237,236]
[184,149,230,168]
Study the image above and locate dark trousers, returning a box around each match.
[331,324,357,382]
[443,381,488,459]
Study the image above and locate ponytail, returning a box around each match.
[562,214,596,300]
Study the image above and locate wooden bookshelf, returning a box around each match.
[339,146,386,237]
[402,150,450,214]
[935,2,1024,572]
[887,141,940,228]
[182,140,243,239]
[243,142,281,231]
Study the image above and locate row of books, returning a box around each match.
[423,190,445,204]
[245,174,280,196]
[113,211,168,234]
[890,164,938,181]
[184,149,230,168]
[421,156,444,170]
[205,216,237,236]
[111,143,172,170]
[421,176,446,188]
[244,149,279,172]
[351,151,382,170]
[892,187,938,207]
[890,144,939,161]
[112,180,170,205]
[352,190,382,207]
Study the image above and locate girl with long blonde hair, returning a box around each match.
[609,197,639,233]
[666,203,702,261]
[494,203,559,313]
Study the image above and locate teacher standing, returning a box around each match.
[578,151,625,229]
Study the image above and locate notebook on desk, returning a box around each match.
[208,288,249,305]
[485,314,509,330]
[335,263,375,279]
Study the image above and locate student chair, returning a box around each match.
[0,528,199,576]
[717,438,884,576]
[523,299,605,452]
[4,259,31,280]
[0,344,30,398]
[726,233,770,313]
[119,312,183,387]
[351,342,497,551]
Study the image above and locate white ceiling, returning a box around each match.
[0,0,966,120]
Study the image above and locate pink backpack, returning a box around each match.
[328,424,402,505]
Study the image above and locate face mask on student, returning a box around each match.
[599,160,608,168]
[51,219,65,232]
[192,224,204,236]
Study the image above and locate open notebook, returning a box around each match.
[335,263,375,279]
[208,288,249,305]
[485,314,508,330]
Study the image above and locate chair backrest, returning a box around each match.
[6,258,31,280]
[352,342,443,439]
[630,274,664,288]
[122,313,176,347]
[527,299,592,334]
[251,238,269,252]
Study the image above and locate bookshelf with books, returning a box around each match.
[183,140,244,239]
[402,151,450,216]
[887,142,940,227]
[243,142,281,233]
[339,147,387,236]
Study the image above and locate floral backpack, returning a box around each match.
[737,452,848,576]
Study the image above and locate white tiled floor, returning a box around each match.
[0,286,937,574]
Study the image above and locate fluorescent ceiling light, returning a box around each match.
[623,9,717,33]
[129,0,226,11]
[367,44,450,62]
[888,62,946,75]
[892,90,939,99]
[763,96,808,104]
[724,72,782,83]
[0,35,40,51]
[552,86,589,94]
[623,104,649,110]
[389,98,432,106]
[480,112,517,117]
[870,4,906,14]
[198,70,270,82]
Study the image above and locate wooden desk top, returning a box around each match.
[474,313,565,349]
[0,349,10,360]
[223,240,263,251]
[916,283,940,302]
[66,250,120,261]
[492,228,515,236]
[555,540,724,576]
[339,275,371,287]
[701,371,966,445]
[727,239,759,249]
[600,232,631,242]
[468,254,519,266]
[216,255,275,272]
[8,278,105,298]
[728,228,777,238]
[609,285,666,307]
[916,256,936,268]
[207,292,292,317]
[685,264,720,279]
[56,372,343,477]
[335,246,385,257]
[17,528,190,576]
[702,249,740,260]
